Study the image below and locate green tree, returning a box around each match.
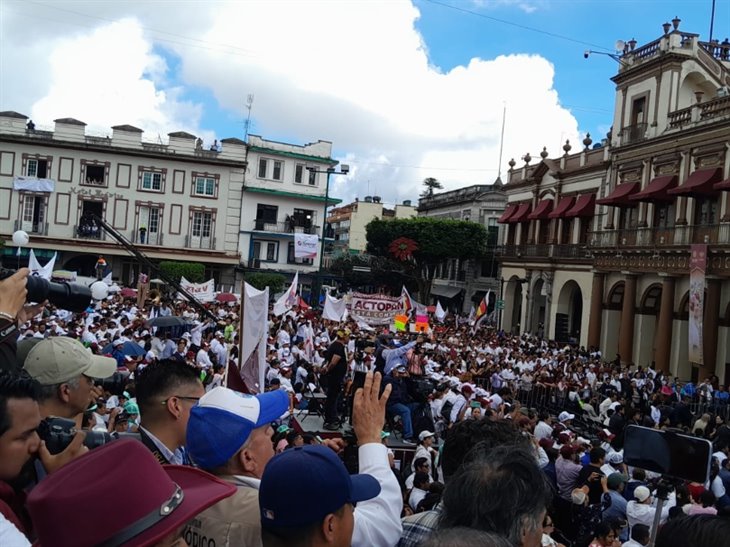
[245,272,286,294]
[366,217,488,302]
[326,253,413,294]
[159,261,205,283]
[420,177,443,198]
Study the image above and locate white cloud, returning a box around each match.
[0,0,580,205]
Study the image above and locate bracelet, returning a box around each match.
[0,312,16,322]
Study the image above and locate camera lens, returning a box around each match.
[25,275,92,313]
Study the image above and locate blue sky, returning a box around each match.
[2,0,728,203]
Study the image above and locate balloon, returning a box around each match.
[90,281,109,301]
[12,230,29,246]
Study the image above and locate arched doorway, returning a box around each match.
[601,282,624,358]
[675,292,690,381]
[531,278,547,334]
[636,284,662,368]
[504,277,523,334]
[556,280,583,344]
[63,254,99,277]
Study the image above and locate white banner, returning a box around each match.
[294,233,319,258]
[273,271,299,316]
[29,249,56,281]
[348,292,402,325]
[322,293,347,322]
[180,276,215,303]
[13,176,55,192]
[238,282,269,393]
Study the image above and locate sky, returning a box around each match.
[1,0,728,207]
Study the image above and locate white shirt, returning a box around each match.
[534,421,553,440]
[0,513,29,547]
[409,487,428,511]
[622,541,645,547]
[627,492,675,529]
[196,348,214,369]
[352,443,402,547]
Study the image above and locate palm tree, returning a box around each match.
[421,177,443,197]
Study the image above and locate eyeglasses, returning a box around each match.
[161,396,201,405]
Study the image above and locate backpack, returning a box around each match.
[440,399,455,423]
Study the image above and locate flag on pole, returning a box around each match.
[322,293,346,322]
[401,285,414,315]
[102,271,113,286]
[474,290,492,328]
[273,271,299,316]
[229,282,269,393]
[435,300,446,322]
[28,250,56,280]
[468,304,476,323]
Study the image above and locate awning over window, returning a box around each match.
[668,168,722,197]
[497,203,519,224]
[430,284,462,299]
[527,199,553,220]
[547,196,575,219]
[565,194,596,217]
[509,203,532,223]
[714,177,730,191]
[629,175,678,203]
[596,182,639,207]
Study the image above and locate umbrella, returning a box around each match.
[146,315,186,328]
[101,341,146,357]
[120,288,137,298]
[215,292,238,303]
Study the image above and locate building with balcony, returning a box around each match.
[418,183,506,313]
[499,18,730,383]
[0,112,245,286]
[240,135,341,279]
[327,196,417,254]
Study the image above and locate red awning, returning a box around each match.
[714,178,730,191]
[629,175,678,203]
[527,199,553,220]
[548,196,575,219]
[565,194,596,217]
[668,167,722,197]
[596,182,639,207]
[497,203,519,223]
[509,203,532,223]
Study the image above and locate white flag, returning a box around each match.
[232,282,269,393]
[468,305,476,323]
[435,300,447,322]
[273,272,299,316]
[322,293,347,322]
[29,250,56,281]
[102,271,113,286]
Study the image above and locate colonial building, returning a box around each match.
[240,135,341,280]
[418,183,506,313]
[0,112,245,286]
[499,19,730,383]
[327,196,417,254]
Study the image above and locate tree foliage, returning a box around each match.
[245,272,286,294]
[326,253,415,294]
[366,217,488,301]
[421,177,443,197]
[159,261,205,283]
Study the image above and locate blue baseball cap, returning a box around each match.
[259,445,380,528]
[186,387,289,469]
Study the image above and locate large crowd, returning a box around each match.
[1,267,730,547]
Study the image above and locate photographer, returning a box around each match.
[0,269,32,374]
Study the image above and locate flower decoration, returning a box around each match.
[389,237,418,260]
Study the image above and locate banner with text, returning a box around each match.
[689,244,707,365]
[348,292,402,325]
[294,233,319,259]
[180,277,216,303]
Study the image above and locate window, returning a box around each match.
[695,197,718,226]
[142,171,162,191]
[26,158,48,178]
[272,161,282,181]
[631,96,646,125]
[253,241,261,259]
[266,242,277,261]
[308,169,317,186]
[295,164,304,184]
[258,158,268,178]
[291,208,314,231]
[194,176,216,197]
[487,217,497,227]
[255,204,278,227]
[192,211,212,238]
[287,242,313,265]
[21,195,46,234]
[653,203,675,228]
[85,164,106,186]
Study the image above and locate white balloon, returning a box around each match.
[90,281,109,301]
[12,230,29,246]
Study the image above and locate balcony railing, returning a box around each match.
[589,224,729,248]
[14,220,49,236]
[619,123,647,145]
[252,220,319,234]
[497,244,589,260]
[130,230,163,246]
[668,106,692,129]
[75,224,106,240]
[700,95,730,121]
[184,235,216,250]
[699,40,730,62]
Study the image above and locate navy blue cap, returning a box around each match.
[259,445,381,528]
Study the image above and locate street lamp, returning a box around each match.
[306,164,349,305]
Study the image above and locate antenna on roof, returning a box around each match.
[243,94,254,142]
[495,103,507,185]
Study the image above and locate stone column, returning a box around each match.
[654,276,676,373]
[587,273,605,349]
[703,278,721,376]
[618,274,637,365]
